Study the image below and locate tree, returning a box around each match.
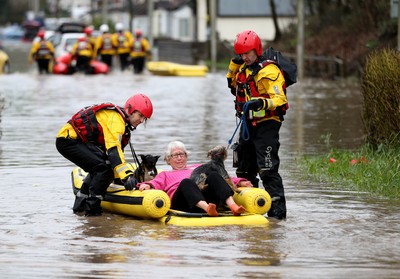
[269,0,281,42]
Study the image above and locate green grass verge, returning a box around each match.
[298,145,400,198]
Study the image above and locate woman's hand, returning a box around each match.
[138,183,152,191]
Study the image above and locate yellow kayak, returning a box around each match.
[146,61,208,77]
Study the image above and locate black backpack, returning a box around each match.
[261,47,297,87]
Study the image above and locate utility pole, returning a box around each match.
[209,0,217,73]
[296,0,304,80]
[398,0,400,50]
[102,0,108,24]
[148,0,154,47]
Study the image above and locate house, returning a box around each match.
[51,0,297,63]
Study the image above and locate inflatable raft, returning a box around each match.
[71,167,271,226]
[146,61,208,77]
[53,53,109,75]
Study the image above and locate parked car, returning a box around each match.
[0,48,10,74]
[49,32,85,58]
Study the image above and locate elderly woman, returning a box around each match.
[138,141,252,216]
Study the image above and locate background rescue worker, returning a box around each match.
[29,29,55,74]
[130,29,151,74]
[226,30,288,219]
[112,22,133,71]
[70,36,94,74]
[83,26,96,50]
[55,94,154,216]
[94,24,116,69]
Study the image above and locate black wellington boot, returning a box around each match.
[72,191,88,213]
[84,195,103,216]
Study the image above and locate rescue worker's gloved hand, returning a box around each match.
[227,78,236,96]
[123,175,138,191]
[246,99,265,111]
[226,56,244,96]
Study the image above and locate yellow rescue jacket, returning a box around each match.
[229,62,288,123]
[70,38,94,58]
[29,40,55,63]
[130,37,150,58]
[112,31,134,55]
[57,109,133,180]
[94,33,116,57]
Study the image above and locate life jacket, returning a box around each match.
[76,39,93,57]
[68,103,131,148]
[36,41,52,58]
[101,34,114,51]
[117,33,127,48]
[133,39,145,52]
[236,61,288,121]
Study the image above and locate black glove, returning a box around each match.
[227,78,236,96]
[123,175,138,191]
[246,99,265,111]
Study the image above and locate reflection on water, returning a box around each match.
[0,71,399,279]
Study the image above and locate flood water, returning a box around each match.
[0,42,399,278]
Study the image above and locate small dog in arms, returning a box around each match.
[190,145,239,192]
[133,154,160,182]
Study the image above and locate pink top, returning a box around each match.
[138,164,245,200]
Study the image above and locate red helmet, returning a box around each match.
[135,29,143,37]
[124,94,153,119]
[84,27,92,36]
[234,30,262,56]
[37,30,45,39]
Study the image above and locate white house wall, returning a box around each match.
[171,6,193,42]
[152,10,169,38]
[217,17,296,42]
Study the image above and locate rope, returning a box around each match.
[227,102,251,148]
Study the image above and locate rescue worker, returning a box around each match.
[94,24,116,69]
[29,29,55,74]
[70,35,94,74]
[112,22,133,71]
[55,94,154,216]
[226,30,288,219]
[83,26,96,50]
[130,29,151,74]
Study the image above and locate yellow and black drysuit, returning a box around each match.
[130,37,151,74]
[56,103,135,215]
[29,39,55,74]
[112,31,133,71]
[94,33,116,68]
[226,57,288,219]
[70,38,94,74]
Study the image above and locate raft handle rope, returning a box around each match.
[227,102,251,149]
[129,140,142,170]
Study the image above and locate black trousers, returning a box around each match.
[76,56,92,74]
[55,137,113,196]
[131,57,145,74]
[236,120,285,199]
[171,172,234,213]
[100,54,113,68]
[37,59,50,74]
[118,53,130,71]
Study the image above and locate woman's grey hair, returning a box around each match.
[164,140,188,161]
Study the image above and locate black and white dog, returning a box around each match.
[133,154,160,182]
[190,145,239,192]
